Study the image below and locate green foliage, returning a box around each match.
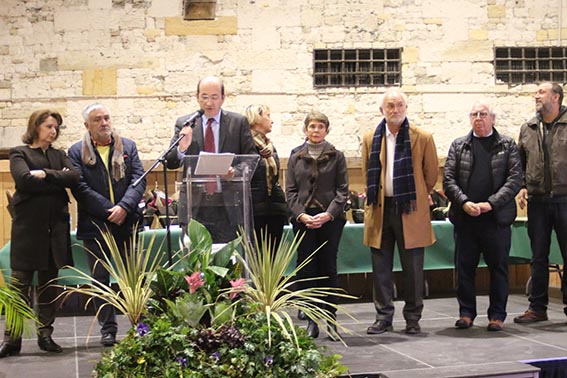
[95,313,346,378]
[56,226,167,327]
[90,220,350,377]
[0,282,38,338]
[236,230,357,347]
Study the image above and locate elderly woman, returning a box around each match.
[0,110,80,358]
[244,104,289,248]
[285,111,349,340]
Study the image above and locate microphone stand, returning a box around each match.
[134,132,186,265]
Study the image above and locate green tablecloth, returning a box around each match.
[0,221,559,285]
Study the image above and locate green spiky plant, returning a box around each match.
[55,226,168,327]
[0,280,39,339]
[233,229,357,348]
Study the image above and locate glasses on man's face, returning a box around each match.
[198,94,221,102]
[469,111,489,119]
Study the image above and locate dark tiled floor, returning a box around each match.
[1,294,567,377]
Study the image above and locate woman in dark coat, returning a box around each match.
[0,109,80,358]
[244,104,289,249]
[285,111,349,341]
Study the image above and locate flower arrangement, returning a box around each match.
[89,220,351,377]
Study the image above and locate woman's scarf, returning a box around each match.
[81,131,125,181]
[252,131,277,195]
[366,118,417,214]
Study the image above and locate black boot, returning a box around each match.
[0,339,22,358]
[306,320,319,338]
[38,335,62,353]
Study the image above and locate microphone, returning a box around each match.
[182,109,204,128]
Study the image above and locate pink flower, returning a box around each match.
[229,278,246,299]
[185,272,204,294]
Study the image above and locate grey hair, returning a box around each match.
[471,99,496,116]
[82,103,108,121]
[380,87,408,108]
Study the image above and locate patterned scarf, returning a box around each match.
[366,118,417,214]
[81,131,125,181]
[252,130,278,195]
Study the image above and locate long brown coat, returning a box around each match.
[361,124,438,250]
[9,145,80,271]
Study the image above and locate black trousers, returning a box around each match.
[454,219,510,321]
[292,210,345,317]
[370,199,424,324]
[253,214,287,251]
[5,259,59,341]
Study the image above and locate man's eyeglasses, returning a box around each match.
[469,111,490,118]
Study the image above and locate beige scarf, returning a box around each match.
[252,131,278,195]
[81,131,125,181]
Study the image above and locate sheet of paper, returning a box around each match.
[194,151,235,175]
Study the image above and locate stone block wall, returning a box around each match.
[0,0,565,159]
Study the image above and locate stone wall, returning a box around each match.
[1,0,565,159]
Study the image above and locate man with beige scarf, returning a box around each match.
[68,103,146,346]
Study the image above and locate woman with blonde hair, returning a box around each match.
[244,104,289,249]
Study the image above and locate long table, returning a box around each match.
[0,221,560,285]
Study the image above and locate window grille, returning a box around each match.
[313,48,402,88]
[495,47,567,84]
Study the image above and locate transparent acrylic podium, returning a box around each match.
[180,154,259,245]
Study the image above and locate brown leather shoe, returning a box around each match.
[455,316,473,329]
[487,319,504,332]
[513,309,548,324]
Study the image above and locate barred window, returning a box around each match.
[313,48,402,88]
[495,47,567,84]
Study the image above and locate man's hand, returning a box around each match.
[517,188,528,209]
[178,126,193,153]
[478,202,492,213]
[107,205,127,225]
[221,166,235,179]
[462,201,481,217]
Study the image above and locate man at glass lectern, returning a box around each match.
[166,75,257,242]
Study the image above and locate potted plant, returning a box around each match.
[61,220,353,377]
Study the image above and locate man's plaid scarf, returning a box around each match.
[366,118,417,214]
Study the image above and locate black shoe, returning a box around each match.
[0,341,21,358]
[405,322,421,335]
[367,320,393,335]
[101,333,117,347]
[327,322,340,342]
[297,310,307,321]
[306,320,319,338]
[38,336,62,353]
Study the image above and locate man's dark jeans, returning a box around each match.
[527,200,567,313]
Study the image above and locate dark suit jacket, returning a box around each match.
[166,109,256,169]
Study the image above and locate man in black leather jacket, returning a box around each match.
[443,99,522,332]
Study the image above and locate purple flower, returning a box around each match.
[265,356,273,367]
[176,357,187,367]
[211,351,220,360]
[136,322,149,336]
